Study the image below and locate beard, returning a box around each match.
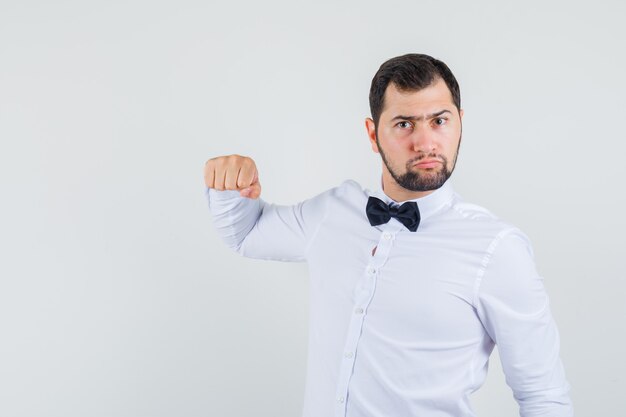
[376,133,461,192]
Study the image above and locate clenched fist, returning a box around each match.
[204,154,262,199]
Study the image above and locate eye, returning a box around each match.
[433,117,448,126]
[396,121,413,129]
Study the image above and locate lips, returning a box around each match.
[413,159,443,168]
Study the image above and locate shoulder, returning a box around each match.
[313,179,369,202]
[449,196,504,224]
[335,179,366,195]
[448,194,533,253]
[301,179,365,201]
[301,179,370,217]
[296,179,367,215]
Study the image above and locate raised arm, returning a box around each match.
[203,154,329,262]
[474,229,574,417]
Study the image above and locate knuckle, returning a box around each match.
[206,155,255,187]
[225,155,239,167]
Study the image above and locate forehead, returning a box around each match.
[381,78,455,118]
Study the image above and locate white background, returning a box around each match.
[1,0,625,416]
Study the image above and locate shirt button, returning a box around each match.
[382,232,392,240]
[367,266,376,275]
[337,396,345,403]
[344,351,354,358]
[355,307,364,314]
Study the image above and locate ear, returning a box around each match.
[459,108,464,119]
[365,117,379,154]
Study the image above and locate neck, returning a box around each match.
[381,170,436,202]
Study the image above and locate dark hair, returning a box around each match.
[369,53,461,126]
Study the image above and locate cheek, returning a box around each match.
[381,141,407,158]
[441,136,461,162]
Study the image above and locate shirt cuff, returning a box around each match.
[205,187,242,200]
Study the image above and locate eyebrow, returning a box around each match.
[390,109,452,122]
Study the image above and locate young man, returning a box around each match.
[203,53,573,417]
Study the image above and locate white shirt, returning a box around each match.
[205,179,573,417]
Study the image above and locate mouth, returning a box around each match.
[412,159,443,169]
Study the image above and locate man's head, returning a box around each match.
[365,54,463,196]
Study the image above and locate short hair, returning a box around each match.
[369,53,461,126]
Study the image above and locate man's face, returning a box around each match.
[366,78,464,192]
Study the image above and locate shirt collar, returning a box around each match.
[369,178,455,221]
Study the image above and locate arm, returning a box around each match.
[203,154,328,261]
[474,229,574,417]
[205,187,328,261]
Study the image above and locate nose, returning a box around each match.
[409,124,437,154]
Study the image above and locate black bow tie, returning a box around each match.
[366,196,421,232]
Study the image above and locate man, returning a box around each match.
[203,54,574,417]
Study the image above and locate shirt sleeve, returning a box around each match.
[474,228,574,417]
[204,187,330,262]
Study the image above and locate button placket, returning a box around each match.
[334,224,401,417]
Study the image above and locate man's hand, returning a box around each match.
[204,154,262,199]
